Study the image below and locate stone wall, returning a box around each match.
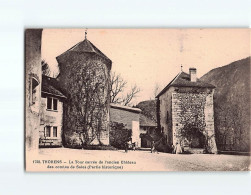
[39,95,64,146]
[171,88,217,153]
[57,53,111,146]
[158,86,217,153]
[25,29,43,153]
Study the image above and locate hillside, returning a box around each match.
[201,57,250,152]
[136,100,157,122]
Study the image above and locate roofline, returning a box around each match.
[156,71,216,98]
[156,71,182,98]
[41,91,67,99]
[110,103,141,113]
[56,39,112,64]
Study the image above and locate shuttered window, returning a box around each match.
[45,126,51,137]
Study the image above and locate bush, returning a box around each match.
[109,122,132,149]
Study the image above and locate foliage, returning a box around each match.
[214,103,246,151]
[66,57,110,146]
[109,122,132,149]
[175,92,215,153]
[136,100,157,122]
[201,57,250,152]
[41,60,50,76]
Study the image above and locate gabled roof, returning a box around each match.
[156,71,215,98]
[140,114,157,127]
[110,103,141,113]
[42,75,66,98]
[56,38,111,63]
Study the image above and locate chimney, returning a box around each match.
[189,68,197,82]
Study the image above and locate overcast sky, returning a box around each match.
[42,29,250,105]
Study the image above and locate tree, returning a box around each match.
[215,102,245,151]
[109,122,132,149]
[153,82,160,98]
[110,71,140,106]
[41,60,50,76]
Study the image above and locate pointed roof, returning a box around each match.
[56,39,111,63]
[156,71,215,98]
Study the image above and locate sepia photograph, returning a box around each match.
[25,28,250,171]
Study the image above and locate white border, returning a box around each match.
[0,0,250,194]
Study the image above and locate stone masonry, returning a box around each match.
[172,89,217,153]
[156,69,217,153]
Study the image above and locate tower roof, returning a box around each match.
[156,71,215,98]
[56,39,111,63]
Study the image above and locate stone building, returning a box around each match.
[56,37,112,146]
[110,104,141,147]
[39,75,66,147]
[139,114,157,148]
[156,68,217,153]
[25,29,43,153]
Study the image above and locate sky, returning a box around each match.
[42,29,250,105]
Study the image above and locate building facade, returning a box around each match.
[39,75,66,147]
[110,104,141,147]
[156,68,217,153]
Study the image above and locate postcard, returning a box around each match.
[25,29,250,171]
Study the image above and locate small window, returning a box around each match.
[45,126,51,137]
[53,127,57,137]
[53,99,58,110]
[47,97,58,111]
[166,111,169,124]
[47,97,52,109]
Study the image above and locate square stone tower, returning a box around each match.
[156,68,217,153]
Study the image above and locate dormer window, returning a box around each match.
[47,97,58,111]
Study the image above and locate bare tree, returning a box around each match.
[154,83,160,98]
[41,59,50,76]
[110,72,127,104]
[110,71,140,106]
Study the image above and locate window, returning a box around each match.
[53,127,57,137]
[53,99,58,110]
[45,126,58,138]
[47,97,58,111]
[45,126,51,137]
[31,77,39,105]
[47,97,52,109]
